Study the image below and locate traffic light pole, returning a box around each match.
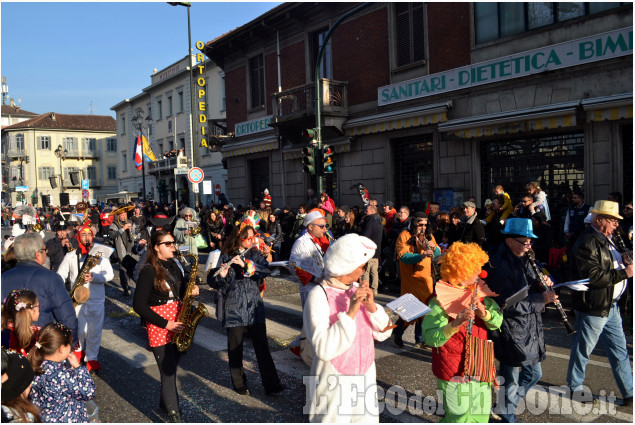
[314,2,370,194]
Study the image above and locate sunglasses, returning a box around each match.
[512,238,533,247]
[157,240,176,247]
[312,223,329,229]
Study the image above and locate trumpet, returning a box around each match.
[32,222,44,233]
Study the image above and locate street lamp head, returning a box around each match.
[145,115,153,126]
[168,2,191,7]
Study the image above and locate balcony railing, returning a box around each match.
[271,78,348,122]
[147,155,188,173]
[82,150,100,159]
[7,149,26,159]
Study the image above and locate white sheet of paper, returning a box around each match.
[205,250,222,273]
[385,293,431,322]
[88,243,114,258]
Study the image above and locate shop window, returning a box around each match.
[392,134,434,212]
[248,157,269,203]
[622,124,633,203]
[480,132,585,241]
[395,3,425,67]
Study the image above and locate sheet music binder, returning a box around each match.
[385,293,432,322]
[502,285,529,310]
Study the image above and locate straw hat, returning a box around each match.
[590,200,623,220]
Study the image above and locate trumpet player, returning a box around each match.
[174,207,199,255]
[567,200,633,407]
[109,205,135,296]
[57,223,114,374]
[46,224,77,273]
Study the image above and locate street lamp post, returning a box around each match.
[54,144,68,204]
[168,1,198,207]
[131,111,153,201]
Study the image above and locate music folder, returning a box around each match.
[205,249,221,273]
[502,285,529,310]
[385,293,431,323]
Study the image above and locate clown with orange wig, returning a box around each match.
[421,242,502,422]
[57,222,114,373]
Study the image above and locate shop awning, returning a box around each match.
[283,137,351,160]
[343,101,452,136]
[221,135,279,158]
[438,101,580,139]
[582,93,632,122]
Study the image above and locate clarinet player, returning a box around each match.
[567,200,633,407]
[485,218,558,423]
[133,230,200,423]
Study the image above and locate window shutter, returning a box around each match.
[412,4,425,62]
[396,7,411,67]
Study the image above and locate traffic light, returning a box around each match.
[25,156,30,164]
[302,128,319,143]
[322,145,335,174]
[302,146,316,174]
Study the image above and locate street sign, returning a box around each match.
[203,181,212,195]
[188,167,204,184]
[192,183,199,194]
[82,189,90,199]
[15,186,28,192]
[174,168,188,175]
[215,184,221,196]
[82,179,89,190]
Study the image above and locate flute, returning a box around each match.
[212,245,255,277]
[612,229,633,265]
[526,249,576,335]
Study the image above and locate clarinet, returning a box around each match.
[612,229,633,265]
[526,249,576,335]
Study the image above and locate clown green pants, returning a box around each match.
[438,378,492,423]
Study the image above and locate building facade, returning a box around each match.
[1,102,39,128]
[1,112,118,207]
[111,55,227,207]
[203,2,632,235]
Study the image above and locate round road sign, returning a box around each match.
[188,167,204,184]
[82,189,90,199]
[215,184,221,196]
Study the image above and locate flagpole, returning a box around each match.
[141,134,146,202]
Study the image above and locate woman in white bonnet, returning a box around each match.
[303,233,393,423]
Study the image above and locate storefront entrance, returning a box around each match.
[392,134,434,212]
[480,132,585,241]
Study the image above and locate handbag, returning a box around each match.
[195,233,208,249]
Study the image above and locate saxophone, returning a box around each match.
[174,253,209,352]
[71,253,102,307]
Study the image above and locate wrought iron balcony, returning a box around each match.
[271,78,348,124]
[81,150,100,159]
[7,149,26,159]
[147,155,188,174]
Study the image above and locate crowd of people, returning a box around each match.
[0,182,632,423]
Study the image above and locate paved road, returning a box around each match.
[3,229,633,422]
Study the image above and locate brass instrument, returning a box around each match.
[32,222,44,233]
[526,249,576,335]
[71,253,102,307]
[174,253,209,352]
[612,229,633,265]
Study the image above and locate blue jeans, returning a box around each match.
[497,362,543,423]
[567,303,633,399]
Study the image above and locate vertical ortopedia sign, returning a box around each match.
[195,41,209,148]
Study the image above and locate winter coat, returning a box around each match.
[570,227,629,317]
[459,214,485,247]
[266,221,284,245]
[359,214,384,258]
[486,243,547,367]
[208,249,270,328]
[1,261,78,346]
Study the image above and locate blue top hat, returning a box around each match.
[500,218,538,238]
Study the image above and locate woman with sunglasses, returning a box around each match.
[133,230,199,423]
[208,224,286,396]
[174,207,199,255]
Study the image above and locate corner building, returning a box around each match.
[203,2,632,229]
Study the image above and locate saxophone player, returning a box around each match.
[133,230,200,423]
[57,223,114,375]
[108,205,135,296]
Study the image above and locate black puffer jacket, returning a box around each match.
[208,250,270,328]
[486,243,547,367]
[570,227,629,317]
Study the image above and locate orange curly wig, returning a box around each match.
[440,242,489,287]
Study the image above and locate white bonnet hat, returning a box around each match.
[303,210,325,226]
[323,233,377,277]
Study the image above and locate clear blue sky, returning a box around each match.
[1,1,281,117]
